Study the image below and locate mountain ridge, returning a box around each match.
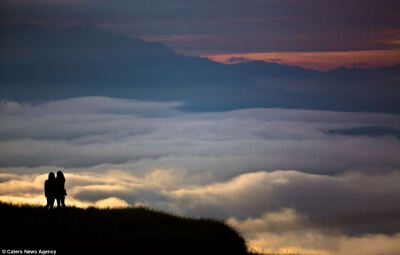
[1,23,399,113]
[2,23,399,72]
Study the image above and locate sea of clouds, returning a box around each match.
[1,97,400,254]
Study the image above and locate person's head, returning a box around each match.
[57,171,64,179]
[48,172,55,180]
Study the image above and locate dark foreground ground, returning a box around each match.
[1,202,248,255]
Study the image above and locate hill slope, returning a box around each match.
[1,202,248,255]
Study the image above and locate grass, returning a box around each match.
[1,202,248,255]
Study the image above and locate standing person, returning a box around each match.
[44,172,56,209]
[56,171,67,208]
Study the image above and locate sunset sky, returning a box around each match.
[1,1,400,254]
[205,49,400,71]
[1,0,400,70]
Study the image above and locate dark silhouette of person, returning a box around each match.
[55,170,67,208]
[44,172,56,209]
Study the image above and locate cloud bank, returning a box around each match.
[1,96,400,254]
[1,97,400,174]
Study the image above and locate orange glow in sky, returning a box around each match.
[203,49,400,71]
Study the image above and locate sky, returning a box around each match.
[1,0,400,70]
[1,1,400,254]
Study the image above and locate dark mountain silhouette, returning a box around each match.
[1,202,249,255]
[231,60,319,79]
[1,23,399,113]
[231,61,400,113]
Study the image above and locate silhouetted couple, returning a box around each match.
[44,171,67,209]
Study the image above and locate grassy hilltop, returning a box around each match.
[1,202,249,255]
